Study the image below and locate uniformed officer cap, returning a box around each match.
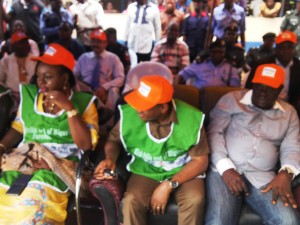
[262,32,276,40]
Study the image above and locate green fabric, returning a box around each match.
[0,84,95,192]
[120,99,204,181]
[0,170,68,191]
[0,86,7,93]
[21,84,93,145]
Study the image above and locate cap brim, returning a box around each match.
[31,56,71,71]
[124,90,157,111]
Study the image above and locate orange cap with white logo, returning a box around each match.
[124,75,174,111]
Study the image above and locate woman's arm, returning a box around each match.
[0,128,23,151]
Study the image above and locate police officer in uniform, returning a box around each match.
[246,32,276,69]
[281,0,300,59]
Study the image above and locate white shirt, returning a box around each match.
[124,2,161,54]
[69,0,104,46]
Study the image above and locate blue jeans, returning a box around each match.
[205,170,300,225]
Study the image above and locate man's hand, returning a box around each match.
[261,171,297,208]
[95,87,108,104]
[222,169,249,197]
[150,181,172,215]
[93,159,116,180]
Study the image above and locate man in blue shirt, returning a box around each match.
[211,0,246,47]
[176,40,240,88]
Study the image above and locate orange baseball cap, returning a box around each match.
[11,31,28,44]
[276,31,297,44]
[252,64,285,88]
[90,29,107,41]
[124,75,174,111]
[31,43,75,71]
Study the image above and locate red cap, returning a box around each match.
[90,29,107,41]
[11,31,28,44]
[31,43,75,71]
[252,64,285,89]
[276,31,297,44]
[124,75,174,111]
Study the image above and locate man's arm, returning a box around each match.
[208,93,248,196]
[101,56,125,90]
[150,44,160,62]
[93,122,122,179]
[153,6,161,41]
[151,128,209,214]
[262,106,300,208]
[1,2,12,22]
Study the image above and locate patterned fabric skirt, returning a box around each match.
[0,171,70,225]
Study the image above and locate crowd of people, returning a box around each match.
[0,0,300,224]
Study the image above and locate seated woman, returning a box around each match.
[259,0,281,18]
[0,43,99,224]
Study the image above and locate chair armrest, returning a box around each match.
[75,151,91,225]
[89,178,125,225]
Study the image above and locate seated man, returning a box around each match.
[0,31,37,112]
[205,64,300,225]
[151,22,190,76]
[245,31,300,117]
[105,28,131,76]
[74,29,125,111]
[246,32,276,69]
[94,75,209,225]
[176,40,240,88]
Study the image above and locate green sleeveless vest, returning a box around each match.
[120,99,204,181]
[0,84,95,192]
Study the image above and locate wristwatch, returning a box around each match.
[169,180,179,189]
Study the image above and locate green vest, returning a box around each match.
[120,99,204,181]
[0,84,95,192]
[20,84,94,158]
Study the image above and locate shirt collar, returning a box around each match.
[92,50,106,59]
[275,58,293,68]
[239,90,285,112]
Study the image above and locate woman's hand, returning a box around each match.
[44,91,74,111]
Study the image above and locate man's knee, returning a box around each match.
[264,209,300,225]
[123,191,147,211]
